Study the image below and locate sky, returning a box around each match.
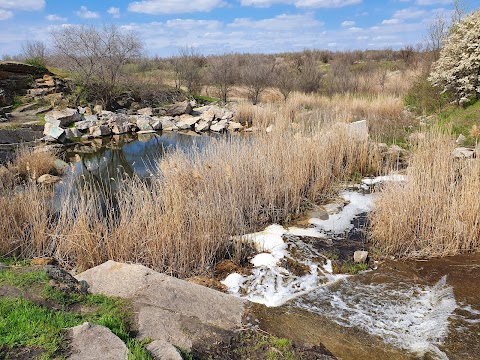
[0,0,474,57]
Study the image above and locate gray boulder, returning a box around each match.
[158,116,177,131]
[195,120,211,132]
[348,120,369,141]
[45,108,81,127]
[151,118,163,131]
[90,125,112,138]
[43,122,65,141]
[137,107,153,116]
[65,128,83,139]
[136,115,153,131]
[452,147,475,159]
[75,120,97,132]
[67,322,128,360]
[147,340,182,360]
[353,251,369,264]
[210,120,228,132]
[166,101,192,116]
[75,261,246,351]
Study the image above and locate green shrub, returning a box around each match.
[404,73,449,115]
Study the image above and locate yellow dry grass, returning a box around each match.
[0,113,381,276]
[370,131,480,258]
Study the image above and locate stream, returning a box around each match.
[61,134,480,360]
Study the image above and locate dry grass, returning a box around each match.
[370,131,480,258]
[10,147,58,180]
[0,118,381,276]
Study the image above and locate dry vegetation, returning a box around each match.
[370,131,480,257]
[0,107,382,276]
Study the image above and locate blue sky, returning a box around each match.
[0,0,471,57]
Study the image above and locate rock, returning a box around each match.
[65,128,83,139]
[166,101,193,116]
[348,120,368,141]
[53,159,69,173]
[452,147,475,159]
[90,125,112,138]
[136,116,153,131]
[137,107,153,116]
[75,261,246,351]
[195,120,211,132]
[77,106,86,114]
[108,114,132,134]
[245,127,258,132]
[68,322,128,360]
[227,122,243,132]
[180,114,201,127]
[353,251,369,264]
[158,116,177,131]
[43,123,65,142]
[456,134,466,145]
[45,108,81,127]
[37,174,60,184]
[200,109,215,122]
[75,120,97,132]
[266,124,274,133]
[210,120,228,132]
[151,119,163,131]
[147,340,182,360]
[45,265,88,294]
[93,105,103,114]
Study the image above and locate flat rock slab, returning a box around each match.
[67,322,128,360]
[147,340,182,360]
[75,260,247,350]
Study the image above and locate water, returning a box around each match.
[221,175,480,359]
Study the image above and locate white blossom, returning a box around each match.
[429,9,480,104]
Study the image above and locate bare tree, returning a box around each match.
[21,40,48,63]
[241,55,274,104]
[173,47,205,94]
[207,54,238,103]
[292,52,323,93]
[51,24,142,108]
[425,14,449,60]
[273,61,297,101]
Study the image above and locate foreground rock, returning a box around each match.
[67,322,128,360]
[75,260,247,351]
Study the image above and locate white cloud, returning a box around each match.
[128,0,224,14]
[230,13,323,31]
[240,0,361,8]
[416,0,452,5]
[296,0,362,7]
[0,0,44,11]
[107,7,121,18]
[382,18,402,24]
[341,20,355,27]
[0,8,13,20]
[76,6,100,19]
[393,8,426,19]
[45,14,67,22]
[165,19,222,30]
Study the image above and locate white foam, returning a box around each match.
[294,276,457,359]
[251,253,278,267]
[309,191,374,233]
[362,174,406,185]
[287,226,326,238]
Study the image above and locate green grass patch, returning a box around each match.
[342,262,369,274]
[437,101,480,145]
[0,264,153,360]
[192,94,219,105]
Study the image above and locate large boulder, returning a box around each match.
[89,125,112,138]
[157,116,177,131]
[348,120,369,141]
[135,115,153,131]
[67,322,128,360]
[452,147,475,159]
[210,120,228,132]
[165,101,192,116]
[43,122,65,141]
[45,108,81,127]
[75,120,97,132]
[75,261,247,351]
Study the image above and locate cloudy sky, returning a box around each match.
[0,0,466,57]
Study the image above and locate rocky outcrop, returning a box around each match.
[67,322,128,360]
[75,260,247,352]
[42,103,241,143]
[165,100,192,116]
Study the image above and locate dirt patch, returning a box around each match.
[0,346,45,360]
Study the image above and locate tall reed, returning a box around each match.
[370,131,480,258]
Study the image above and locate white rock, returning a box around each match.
[452,147,475,159]
[354,251,369,264]
[348,120,369,141]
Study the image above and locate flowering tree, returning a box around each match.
[428,9,480,104]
